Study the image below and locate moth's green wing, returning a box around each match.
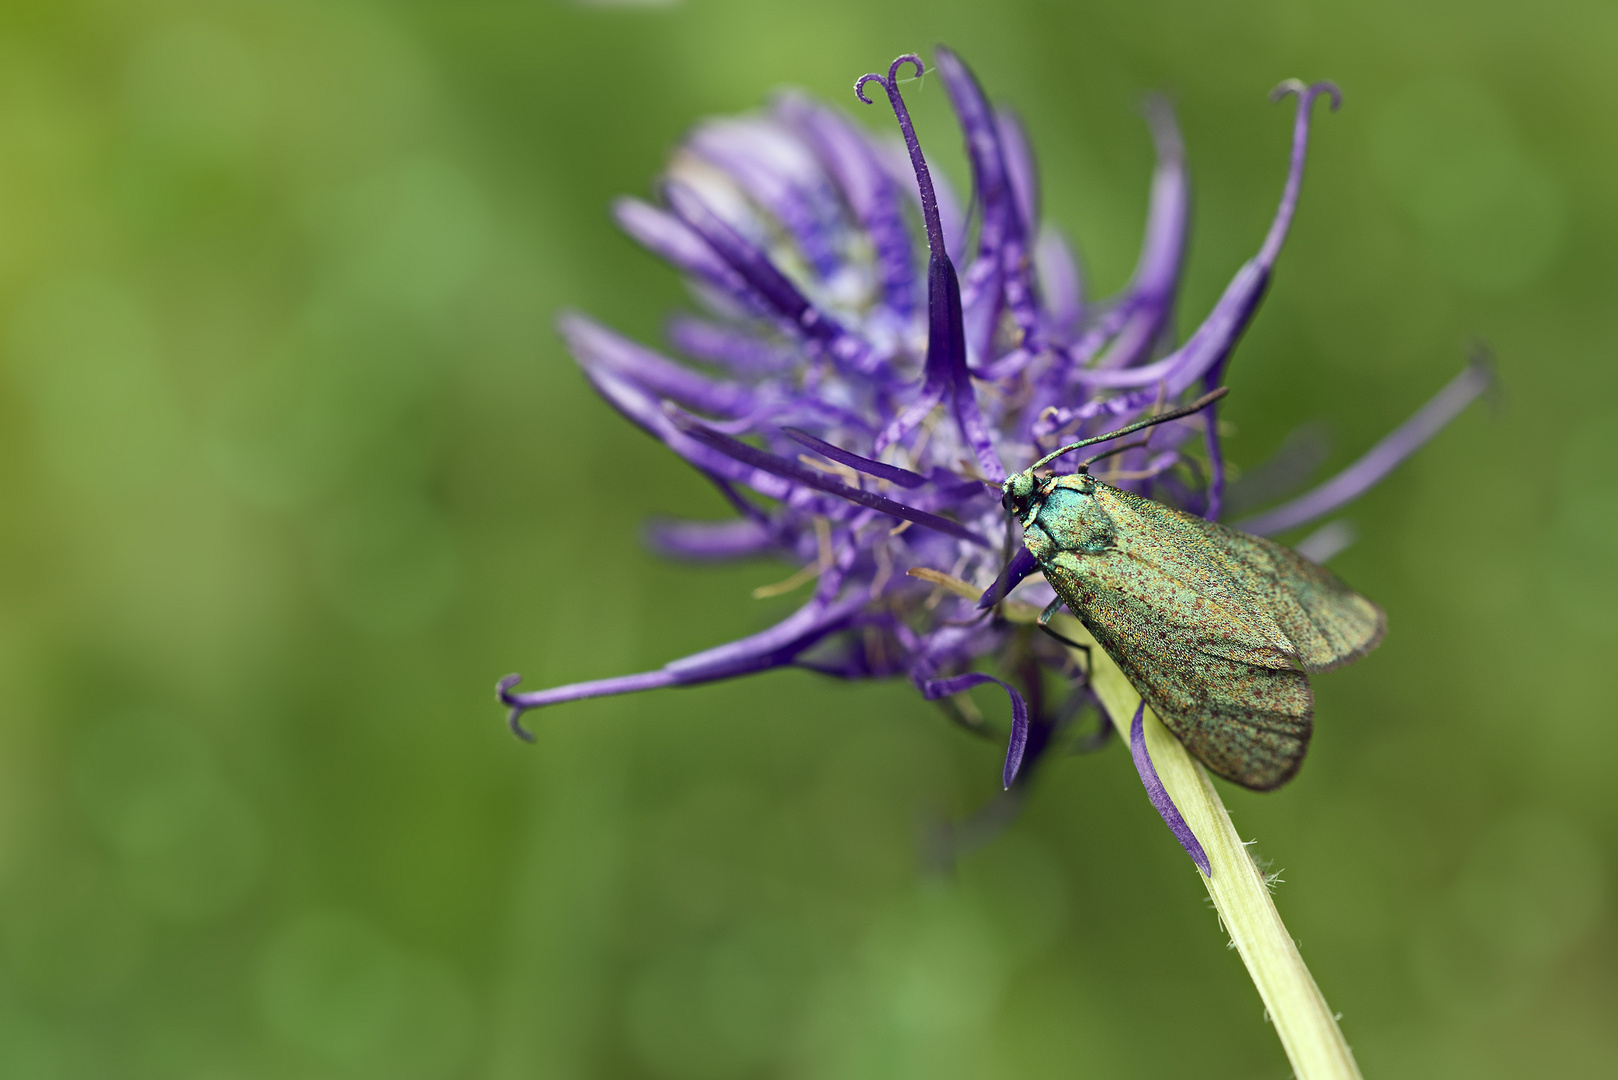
[1045,545,1313,791]
[1042,487,1314,790]
[1093,483,1385,671]
[1202,523,1386,672]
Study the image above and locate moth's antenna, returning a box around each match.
[1075,437,1150,473]
[1029,387,1229,474]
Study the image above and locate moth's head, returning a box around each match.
[1000,469,1040,520]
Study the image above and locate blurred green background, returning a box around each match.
[0,0,1614,1077]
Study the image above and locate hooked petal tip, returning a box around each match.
[854,54,923,105]
[498,675,537,742]
[1270,78,1343,111]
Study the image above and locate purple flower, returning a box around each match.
[500,50,1488,818]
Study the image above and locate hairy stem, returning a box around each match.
[1057,615,1363,1079]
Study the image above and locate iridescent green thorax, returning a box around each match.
[1019,475,1116,562]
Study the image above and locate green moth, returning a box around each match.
[1000,389,1384,790]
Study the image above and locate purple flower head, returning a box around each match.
[500,50,1488,841]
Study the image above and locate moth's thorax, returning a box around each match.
[1022,473,1116,560]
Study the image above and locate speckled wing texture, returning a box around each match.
[1040,482,1382,790]
[1200,521,1386,673]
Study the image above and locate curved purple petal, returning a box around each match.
[875,137,968,264]
[501,589,874,738]
[996,107,1038,235]
[781,427,928,488]
[859,55,1005,482]
[916,670,1031,788]
[1160,82,1339,397]
[579,364,795,501]
[645,517,776,560]
[662,589,869,678]
[498,670,676,740]
[666,314,794,374]
[1258,80,1343,267]
[1128,703,1211,875]
[935,48,1040,357]
[614,197,763,313]
[560,314,756,418]
[1035,226,1084,336]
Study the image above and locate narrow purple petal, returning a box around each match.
[926,254,1007,482]
[663,589,870,678]
[1128,703,1211,875]
[857,55,947,258]
[499,670,676,740]
[790,611,911,680]
[977,546,1039,609]
[971,346,1038,381]
[1075,347,1184,388]
[662,181,847,345]
[1160,83,1338,396]
[996,107,1038,235]
[934,49,1042,359]
[873,384,943,454]
[1236,357,1491,536]
[1161,259,1271,396]
[670,411,993,547]
[501,590,874,738]
[781,427,928,488]
[916,671,1030,788]
[1035,227,1084,336]
[858,53,1005,482]
[581,365,795,501]
[644,517,776,560]
[932,54,1014,236]
[1258,80,1342,267]
[665,314,793,374]
[874,138,968,263]
[560,314,756,417]
[690,398,876,439]
[613,198,763,313]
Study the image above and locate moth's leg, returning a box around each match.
[1036,597,1091,672]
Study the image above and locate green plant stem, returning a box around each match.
[1055,614,1365,1080]
[916,573,1364,1076]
